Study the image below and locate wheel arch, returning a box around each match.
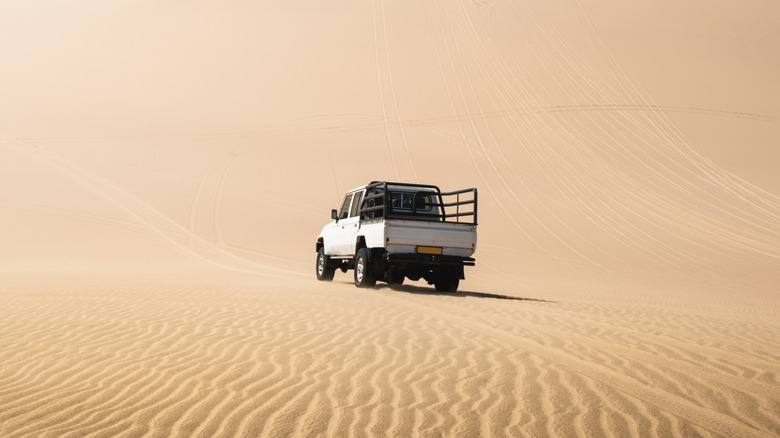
[355,235,383,259]
[355,235,367,251]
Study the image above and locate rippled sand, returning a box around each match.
[1,275,778,437]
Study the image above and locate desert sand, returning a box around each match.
[1,0,779,436]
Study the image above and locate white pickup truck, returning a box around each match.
[315,181,477,291]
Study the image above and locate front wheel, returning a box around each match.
[354,248,377,288]
[316,247,336,281]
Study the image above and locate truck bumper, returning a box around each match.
[384,253,475,267]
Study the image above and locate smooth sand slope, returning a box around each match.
[1,0,779,436]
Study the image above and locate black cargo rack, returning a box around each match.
[360,181,478,225]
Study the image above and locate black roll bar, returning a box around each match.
[359,181,477,225]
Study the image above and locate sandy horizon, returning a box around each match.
[1,0,778,436]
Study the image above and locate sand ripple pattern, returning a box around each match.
[0,279,777,437]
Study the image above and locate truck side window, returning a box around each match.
[350,192,364,217]
[391,192,402,209]
[414,194,431,211]
[339,194,353,219]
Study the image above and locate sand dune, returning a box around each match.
[1,0,778,436]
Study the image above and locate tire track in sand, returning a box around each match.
[4,142,303,278]
[374,0,418,182]
[185,152,238,247]
[371,0,400,181]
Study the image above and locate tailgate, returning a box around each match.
[385,220,476,257]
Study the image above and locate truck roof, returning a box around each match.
[346,181,441,194]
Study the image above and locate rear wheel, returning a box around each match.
[434,276,459,292]
[387,272,405,285]
[316,247,335,281]
[354,248,376,288]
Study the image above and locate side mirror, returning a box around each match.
[331,209,338,221]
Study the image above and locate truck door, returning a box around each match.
[327,190,365,256]
[324,193,352,256]
[329,191,357,255]
[342,190,364,255]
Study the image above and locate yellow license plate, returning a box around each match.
[416,246,442,255]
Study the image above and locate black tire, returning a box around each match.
[387,272,405,285]
[434,276,459,292]
[354,248,376,288]
[316,247,336,281]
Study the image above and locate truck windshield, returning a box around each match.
[338,194,353,219]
